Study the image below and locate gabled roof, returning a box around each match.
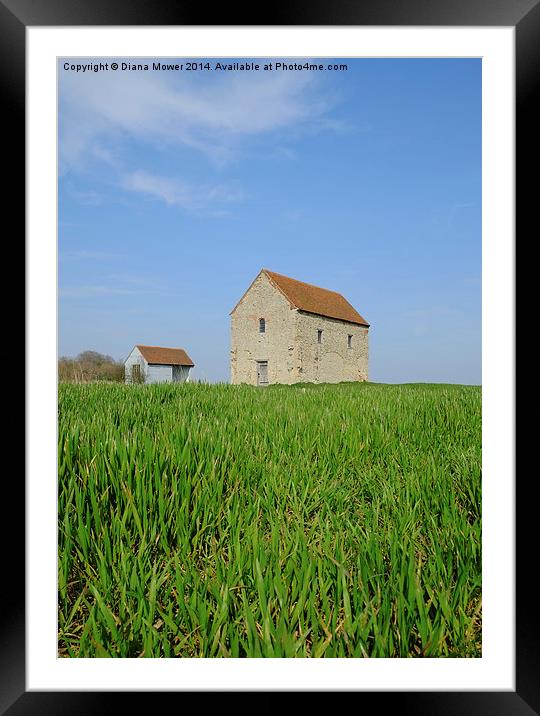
[135,345,194,366]
[231,269,369,326]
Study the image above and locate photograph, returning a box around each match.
[57,56,482,659]
[12,1,528,704]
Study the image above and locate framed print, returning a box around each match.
[13,0,533,711]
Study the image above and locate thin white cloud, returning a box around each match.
[59,66,339,171]
[282,208,305,222]
[402,307,461,320]
[107,272,170,287]
[60,285,136,297]
[60,272,176,298]
[447,201,478,227]
[60,285,177,298]
[120,170,243,213]
[274,146,298,161]
[69,189,104,206]
[60,250,126,261]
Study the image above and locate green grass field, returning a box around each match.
[58,381,481,658]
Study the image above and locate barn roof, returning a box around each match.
[136,345,194,366]
[245,269,369,326]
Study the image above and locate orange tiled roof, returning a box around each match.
[136,345,194,366]
[264,270,369,326]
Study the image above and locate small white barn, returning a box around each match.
[124,345,194,384]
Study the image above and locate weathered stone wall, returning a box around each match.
[230,272,297,385]
[294,311,369,383]
[230,271,369,385]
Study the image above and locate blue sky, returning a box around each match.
[58,58,481,384]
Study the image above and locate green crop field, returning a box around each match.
[58,381,481,658]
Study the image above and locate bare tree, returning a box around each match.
[59,351,124,383]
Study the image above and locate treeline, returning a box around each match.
[58,350,124,383]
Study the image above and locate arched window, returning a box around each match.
[259,318,266,333]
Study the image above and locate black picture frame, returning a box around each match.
[13,0,530,712]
